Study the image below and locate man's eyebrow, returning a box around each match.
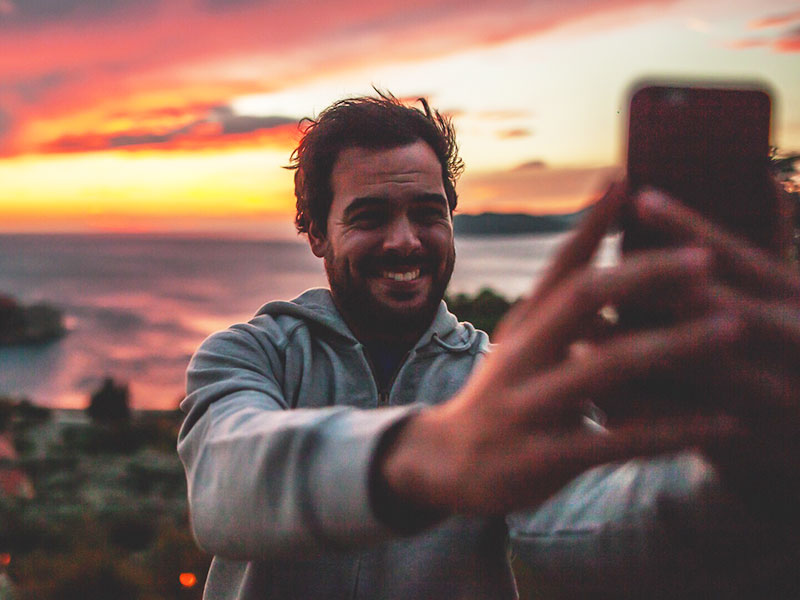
[341,193,448,220]
[341,197,387,220]
[413,192,449,207]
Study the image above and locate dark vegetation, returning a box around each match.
[446,288,515,337]
[0,379,210,600]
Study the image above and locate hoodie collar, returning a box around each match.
[256,288,465,352]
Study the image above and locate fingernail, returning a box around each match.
[636,188,668,213]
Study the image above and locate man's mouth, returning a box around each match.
[381,268,421,282]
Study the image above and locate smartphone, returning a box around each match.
[622,82,777,253]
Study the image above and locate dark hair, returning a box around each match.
[289,90,463,235]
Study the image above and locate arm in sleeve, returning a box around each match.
[177,323,417,561]
[507,452,800,599]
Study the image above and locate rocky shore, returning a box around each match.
[0,295,66,345]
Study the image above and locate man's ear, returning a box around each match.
[307,221,328,258]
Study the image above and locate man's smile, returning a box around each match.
[381,268,421,282]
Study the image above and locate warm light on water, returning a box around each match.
[0,232,619,410]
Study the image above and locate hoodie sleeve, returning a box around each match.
[177,322,417,561]
[507,452,799,598]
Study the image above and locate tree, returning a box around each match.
[86,378,130,423]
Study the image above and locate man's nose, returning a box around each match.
[383,215,422,254]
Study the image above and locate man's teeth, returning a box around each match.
[383,269,420,282]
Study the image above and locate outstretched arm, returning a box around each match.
[378,185,744,517]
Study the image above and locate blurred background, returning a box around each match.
[0,0,798,597]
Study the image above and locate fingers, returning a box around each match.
[563,413,742,475]
[530,313,742,416]
[537,182,627,296]
[501,247,714,370]
[495,183,627,342]
[736,295,800,349]
[635,189,800,301]
[507,182,626,321]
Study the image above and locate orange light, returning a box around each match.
[0,553,10,567]
[179,572,197,588]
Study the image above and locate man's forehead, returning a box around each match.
[331,142,446,196]
[333,142,440,174]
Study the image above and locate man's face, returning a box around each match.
[308,141,455,342]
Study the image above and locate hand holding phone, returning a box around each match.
[622,82,778,254]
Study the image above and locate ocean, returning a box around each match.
[0,232,618,410]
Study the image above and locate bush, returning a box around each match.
[445,287,514,338]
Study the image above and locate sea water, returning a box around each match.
[0,232,618,409]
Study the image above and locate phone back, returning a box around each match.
[624,83,776,251]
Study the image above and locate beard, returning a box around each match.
[324,243,455,343]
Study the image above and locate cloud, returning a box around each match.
[2,70,71,102]
[513,160,548,170]
[496,128,533,139]
[0,108,10,145]
[40,104,298,153]
[726,24,800,53]
[210,106,296,135]
[725,9,800,53]
[478,110,533,120]
[775,26,800,52]
[0,0,151,29]
[724,38,767,50]
[749,9,800,30]
[0,0,679,157]
[458,163,622,214]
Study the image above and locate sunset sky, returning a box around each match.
[1,0,798,235]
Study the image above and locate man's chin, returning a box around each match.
[345,293,440,341]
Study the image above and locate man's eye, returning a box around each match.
[350,212,385,227]
[414,207,446,222]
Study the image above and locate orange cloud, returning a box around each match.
[728,8,800,53]
[725,27,800,53]
[0,0,678,158]
[774,27,800,52]
[458,162,622,215]
[496,128,533,139]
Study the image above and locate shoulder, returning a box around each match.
[195,288,349,360]
[427,302,491,357]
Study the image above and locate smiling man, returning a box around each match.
[178,93,799,599]
[308,141,456,347]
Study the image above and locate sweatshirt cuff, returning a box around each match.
[368,409,447,535]
[307,405,427,547]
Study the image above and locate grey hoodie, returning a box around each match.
[178,288,517,599]
[179,288,797,599]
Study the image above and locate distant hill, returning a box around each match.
[453,209,588,236]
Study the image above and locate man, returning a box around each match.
[178,93,799,598]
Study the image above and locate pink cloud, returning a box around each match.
[748,9,800,30]
[0,0,679,157]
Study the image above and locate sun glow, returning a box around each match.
[0,148,296,231]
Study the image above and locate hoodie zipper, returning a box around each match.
[363,348,411,407]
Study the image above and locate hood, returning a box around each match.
[255,288,483,355]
